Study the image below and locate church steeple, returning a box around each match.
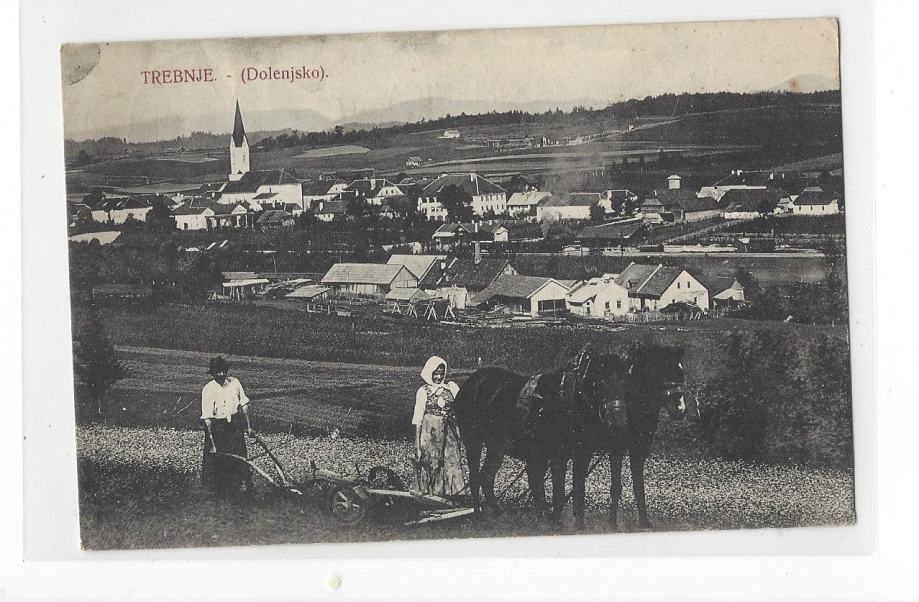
[231,100,247,147]
[229,100,250,181]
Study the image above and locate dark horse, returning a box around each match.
[453,342,686,530]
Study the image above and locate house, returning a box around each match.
[302,180,347,210]
[699,170,779,202]
[575,218,646,248]
[536,193,606,222]
[430,223,509,249]
[418,173,506,220]
[418,256,518,309]
[506,191,552,218]
[638,196,673,224]
[207,202,253,229]
[566,274,630,317]
[173,198,217,230]
[386,254,446,283]
[640,183,707,223]
[614,263,709,311]
[90,195,156,225]
[283,202,303,218]
[709,278,746,307]
[255,209,295,231]
[346,178,404,206]
[441,129,461,139]
[791,186,842,215]
[720,188,784,219]
[314,199,348,222]
[405,156,423,167]
[670,195,721,222]
[321,263,418,298]
[472,274,573,317]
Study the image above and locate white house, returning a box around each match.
[173,198,216,230]
[91,196,154,224]
[791,187,842,215]
[346,178,404,206]
[536,193,607,222]
[472,274,573,317]
[720,188,784,220]
[386,254,446,283]
[566,275,631,317]
[614,263,709,311]
[418,173,506,220]
[441,129,460,139]
[506,191,552,218]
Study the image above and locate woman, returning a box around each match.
[201,356,255,499]
[412,356,467,497]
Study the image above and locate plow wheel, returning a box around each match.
[327,486,370,527]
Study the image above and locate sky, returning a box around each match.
[61,18,840,142]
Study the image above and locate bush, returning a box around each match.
[73,309,127,417]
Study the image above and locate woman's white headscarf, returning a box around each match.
[421,356,447,386]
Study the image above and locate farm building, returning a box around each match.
[207,202,253,229]
[791,187,842,215]
[321,263,418,298]
[640,177,713,222]
[575,218,646,248]
[536,192,609,222]
[302,180,347,210]
[430,223,509,249]
[669,195,721,222]
[419,256,518,309]
[172,198,216,230]
[219,169,303,207]
[255,209,295,231]
[386,254,446,282]
[471,274,573,317]
[720,188,784,219]
[222,278,270,301]
[313,199,348,222]
[285,284,330,301]
[506,191,552,218]
[566,275,630,317]
[614,263,709,311]
[441,129,461,139]
[709,278,746,307]
[345,178,404,206]
[418,173,506,220]
[90,195,155,225]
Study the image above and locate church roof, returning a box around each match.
[222,170,300,194]
[232,101,246,147]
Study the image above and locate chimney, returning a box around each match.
[668,175,680,190]
[474,241,482,265]
[470,173,476,182]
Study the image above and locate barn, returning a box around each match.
[614,263,709,311]
[321,263,418,298]
[566,275,630,317]
[471,274,573,317]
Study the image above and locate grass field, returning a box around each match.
[76,424,856,550]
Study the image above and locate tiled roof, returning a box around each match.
[473,274,564,304]
[222,169,300,194]
[672,195,720,213]
[386,254,446,281]
[614,263,695,299]
[421,258,512,290]
[720,187,784,213]
[232,101,247,147]
[794,187,839,206]
[255,210,293,224]
[321,263,413,285]
[302,181,341,196]
[540,192,601,208]
[421,173,505,197]
[653,188,700,206]
[507,191,552,206]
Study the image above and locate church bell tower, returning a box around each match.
[229,100,249,181]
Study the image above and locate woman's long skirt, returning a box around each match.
[202,416,252,498]
[418,413,466,497]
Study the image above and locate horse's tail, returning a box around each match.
[453,369,491,514]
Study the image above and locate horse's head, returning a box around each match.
[622,342,687,421]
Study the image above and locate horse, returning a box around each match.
[453,342,686,530]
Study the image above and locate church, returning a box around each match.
[217,101,302,208]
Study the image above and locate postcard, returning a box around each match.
[60,18,853,551]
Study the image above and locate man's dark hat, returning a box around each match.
[208,356,229,375]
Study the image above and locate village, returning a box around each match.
[67,100,846,328]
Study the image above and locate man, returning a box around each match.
[201,356,255,499]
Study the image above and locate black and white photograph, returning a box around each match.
[60,18,856,551]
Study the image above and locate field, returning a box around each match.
[77,424,855,550]
[294,145,370,158]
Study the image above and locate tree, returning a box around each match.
[439,184,473,222]
[146,199,176,236]
[733,266,761,300]
[73,309,126,417]
[589,203,606,224]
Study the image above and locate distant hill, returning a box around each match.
[341,96,608,125]
[768,74,839,93]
